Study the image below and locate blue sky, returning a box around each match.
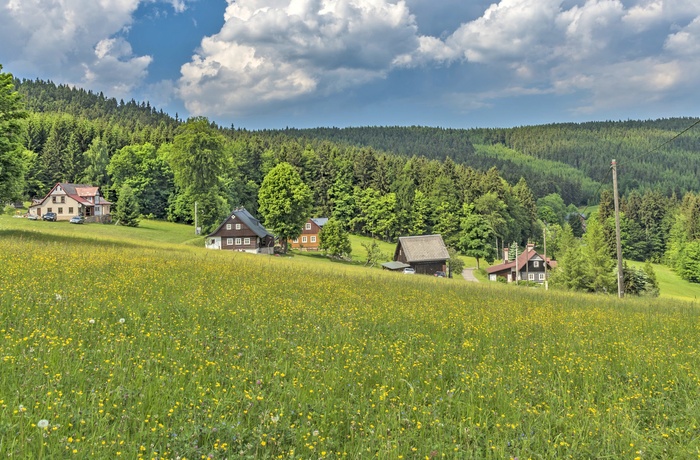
[2,0,700,129]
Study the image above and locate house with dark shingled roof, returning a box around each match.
[393,234,450,275]
[486,243,557,283]
[206,207,275,254]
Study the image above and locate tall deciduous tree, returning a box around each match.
[458,204,496,269]
[167,117,228,231]
[319,219,351,259]
[81,136,110,186]
[0,64,28,205]
[258,162,312,252]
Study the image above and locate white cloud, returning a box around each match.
[665,16,700,56]
[178,0,423,116]
[82,38,153,98]
[0,0,188,97]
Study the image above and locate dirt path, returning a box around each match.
[462,267,479,282]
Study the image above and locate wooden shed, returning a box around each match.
[393,235,450,275]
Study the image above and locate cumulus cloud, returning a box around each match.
[178,0,423,116]
[82,38,153,98]
[419,0,700,115]
[0,0,187,97]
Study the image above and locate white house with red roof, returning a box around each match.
[28,183,112,222]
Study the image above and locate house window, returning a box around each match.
[293,238,299,243]
[235,224,241,230]
[528,273,535,281]
[302,236,308,243]
[310,236,316,243]
[539,273,545,281]
[68,207,73,214]
[533,261,540,268]
[244,237,250,245]
[52,197,57,203]
[305,222,312,230]
[226,224,232,230]
[60,196,65,203]
[47,207,52,213]
[226,238,233,246]
[235,238,242,245]
[58,207,63,214]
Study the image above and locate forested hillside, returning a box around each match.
[8,74,700,287]
[278,119,700,203]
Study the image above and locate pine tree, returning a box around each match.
[114,184,140,227]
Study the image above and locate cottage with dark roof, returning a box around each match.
[486,243,557,283]
[206,208,275,254]
[289,217,328,251]
[393,234,450,275]
[28,183,112,222]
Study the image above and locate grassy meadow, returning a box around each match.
[2,216,700,459]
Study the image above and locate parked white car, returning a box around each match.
[403,267,415,274]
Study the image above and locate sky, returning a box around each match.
[2,0,700,130]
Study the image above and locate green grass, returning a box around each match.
[2,215,700,458]
[628,260,700,303]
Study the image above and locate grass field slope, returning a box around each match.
[2,218,700,459]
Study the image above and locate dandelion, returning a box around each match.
[119,318,125,324]
[37,419,49,429]
[55,293,62,301]
[271,414,280,423]
[312,430,319,437]
[88,319,95,324]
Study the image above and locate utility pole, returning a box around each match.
[514,243,519,285]
[543,224,548,290]
[194,201,199,235]
[611,159,624,298]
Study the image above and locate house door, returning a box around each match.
[37,208,41,216]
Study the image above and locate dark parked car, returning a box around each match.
[69,216,85,224]
[434,271,446,278]
[42,212,57,221]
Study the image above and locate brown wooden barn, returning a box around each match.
[393,235,450,275]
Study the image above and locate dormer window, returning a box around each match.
[305,223,312,230]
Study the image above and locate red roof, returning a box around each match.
[486,248,556,274]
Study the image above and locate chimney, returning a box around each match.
[503,247,509,263]
[527,243,535,253]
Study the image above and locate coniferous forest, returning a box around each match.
[5,73,700,288]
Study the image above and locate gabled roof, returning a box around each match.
[311,218,329,227]
[396,234,450,263]
[382,261,411,270]
[31,183,110,207]
[486,248,557,274]
[208,207,274,238]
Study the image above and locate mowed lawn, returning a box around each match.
[2,215,700,459]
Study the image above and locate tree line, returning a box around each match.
[5,68,700,286]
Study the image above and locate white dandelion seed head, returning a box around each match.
[119,318,125,324]
[312,429,319,436]
[271,414,279,423]
[88,319,95,324]
[37,419,49,428]
[55,293,62,301]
